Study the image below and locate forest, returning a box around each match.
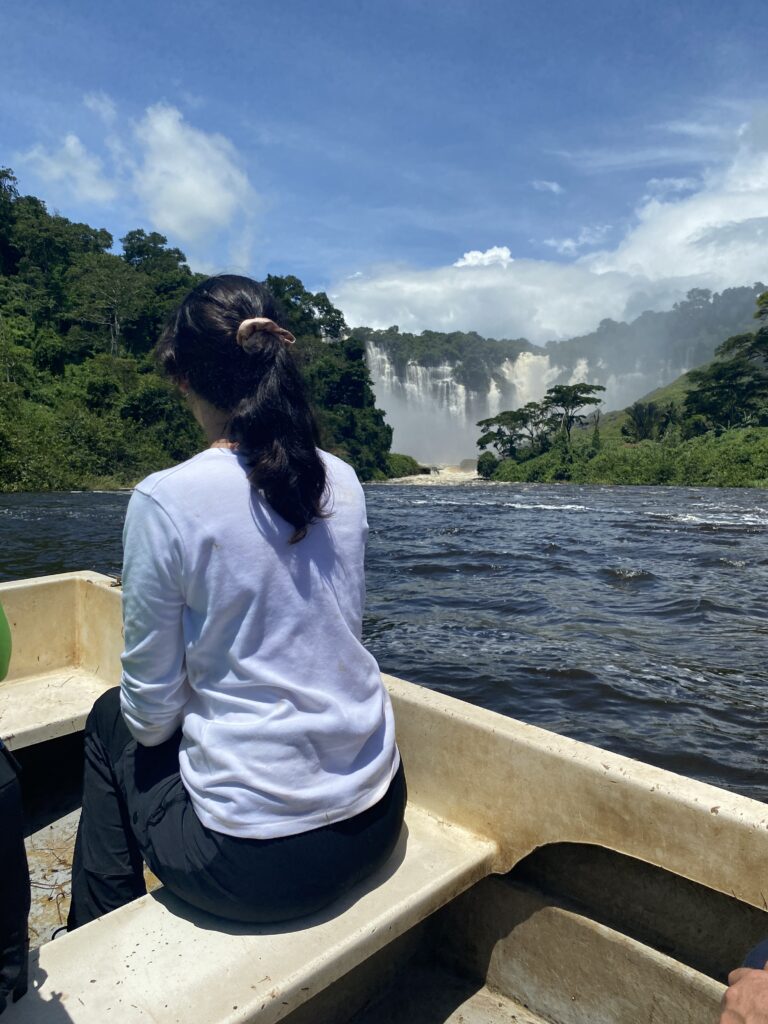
[0,168,411,490]
[2,165,766,491]
[351,283,766,399]
[476,295,768,487]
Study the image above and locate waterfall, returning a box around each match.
[500,352,560,406]
[366,342,562,463]
[365,340,697,462]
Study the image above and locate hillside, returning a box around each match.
[597,368,699,439]
[0,169,398,489]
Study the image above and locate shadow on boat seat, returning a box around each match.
[6,805,496,1023]
[142,821,411,938]
[6,969,77,1024]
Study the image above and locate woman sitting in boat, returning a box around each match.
[67,275,404,929]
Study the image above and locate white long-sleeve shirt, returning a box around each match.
[120,447,399,839]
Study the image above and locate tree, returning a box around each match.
[543,383,605,445]
[684,359,768,430]
[266,275,348,340]
[121,229,190,277]
[0,168,20,275]
[67,253,152,355]
[621,401,676,442]
[516,401,551,450]
[119,230,200,353]
[477,451,499,478]
[716,315,768,365]
[476,409,528,458]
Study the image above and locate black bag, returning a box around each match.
[0,739,29,1015]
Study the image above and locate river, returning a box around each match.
[1,482,767,800]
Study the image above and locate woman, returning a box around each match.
[67,275,404,929]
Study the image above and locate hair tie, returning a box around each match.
[236,317,296,351]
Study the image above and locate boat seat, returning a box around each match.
[6,803,497,1024]
[0,572,121,751]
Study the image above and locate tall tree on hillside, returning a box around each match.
[267,275,347,340]
[0,168,19,276]
[684,358,768,429]
[621,400,676,442]
[119,230,200,351]
[543,383,605,444]
[476,409,529,458]
[67,253,152,355]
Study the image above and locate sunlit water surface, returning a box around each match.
[1,483,767,800]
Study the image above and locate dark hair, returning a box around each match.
[156,274,327,543]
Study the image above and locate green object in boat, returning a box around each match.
[0,600,11,680]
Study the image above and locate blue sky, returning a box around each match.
[3,0,768,340]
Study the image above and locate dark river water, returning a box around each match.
[1,482,767,801]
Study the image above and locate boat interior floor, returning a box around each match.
[347,962,549,1024]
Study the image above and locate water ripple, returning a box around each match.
[2,482,767,802]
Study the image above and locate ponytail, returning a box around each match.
[156,275,327,543]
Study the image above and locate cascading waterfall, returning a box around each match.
[361,286,765,464]
[366,342,571,463]
[365,341,692,464]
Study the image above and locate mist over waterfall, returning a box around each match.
[366,343,618,463]
[358,283,766,463]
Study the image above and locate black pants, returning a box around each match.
[68,688,406,930]
[0,743,29,1015]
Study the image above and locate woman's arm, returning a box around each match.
[120,489,191,746]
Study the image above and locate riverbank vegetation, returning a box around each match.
[0,169,401,490]
[478,294,768,488]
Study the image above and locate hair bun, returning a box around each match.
[236,317,296,352]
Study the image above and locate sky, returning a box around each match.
[3,0,768,343]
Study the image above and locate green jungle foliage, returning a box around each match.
[479,294,768,488]
[0,168,395,490]
[385,452,427,478]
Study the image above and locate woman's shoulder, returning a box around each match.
[133,450,242,508]
[318,450,366,505]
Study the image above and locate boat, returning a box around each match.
[2,569,767,1023]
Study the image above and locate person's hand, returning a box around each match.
[720,966,768,1022]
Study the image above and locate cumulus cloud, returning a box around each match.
[644,176,699,199]
[19,134,118,204]
[453,245,513,268]
[334,113,768,342]
[16,98,257,267]
[532,179,564,194]
[543,224,611,256]
[132,104,255,249]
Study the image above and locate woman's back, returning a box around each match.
[120,447,399,839]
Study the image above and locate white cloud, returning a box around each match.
[644,176,699,198]
[131,104,255,251]
[557,143,721,173]
[19,134,117,204]
[543,224,611,256]
[453,245,513,268]
[334,112,768,342]
[532,179,563,194]
[658,117,741,140]
[84,91,117,126]
[16,101,257,268]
